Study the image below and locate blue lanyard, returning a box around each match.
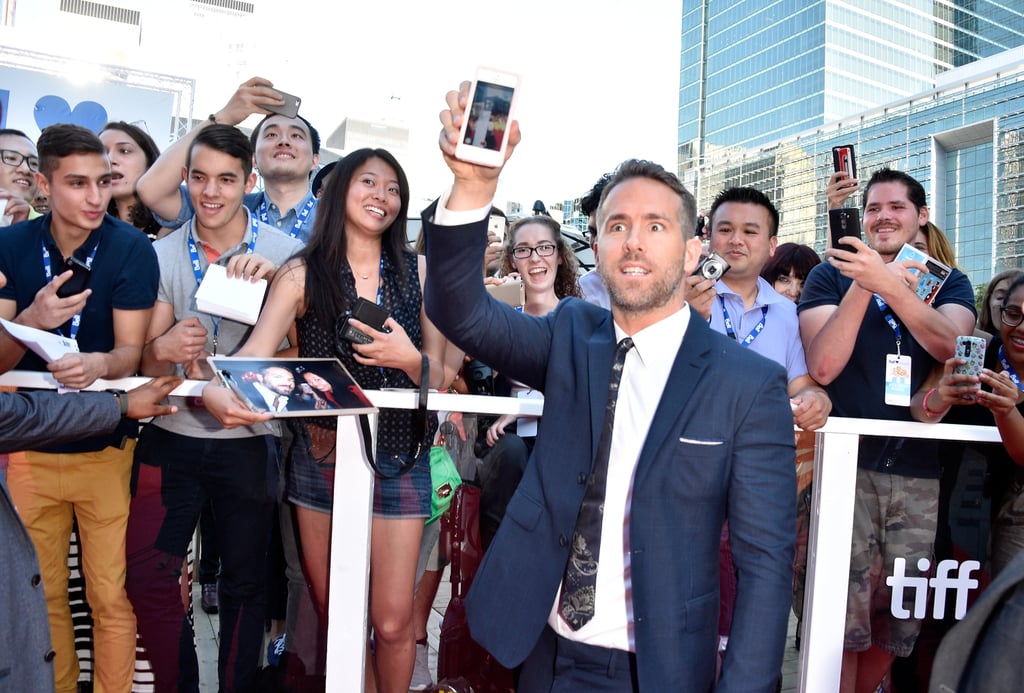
[719,297,768,348]
[187,214,260,354]
[998,345,1024,392]
[257,194,315,239]
[874,295,903,352]
[42,240,99,340]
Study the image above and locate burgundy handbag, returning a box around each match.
[436,483,514,692]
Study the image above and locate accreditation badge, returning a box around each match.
[884,354,912,407]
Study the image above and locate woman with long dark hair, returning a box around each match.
[99,121,162,239]
[203,148,459,691]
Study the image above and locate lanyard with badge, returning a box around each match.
[719,297,768,348]
[187,214,260,355]
[42,241,99,341]
[876,295,912,406]
[257,195,315,239]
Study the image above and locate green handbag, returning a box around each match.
[428,442,462,525]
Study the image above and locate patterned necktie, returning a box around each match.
[559,337,634,630]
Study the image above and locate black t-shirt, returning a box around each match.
[798,262,977,478]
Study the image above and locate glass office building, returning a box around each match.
[680,1,1024,162]
[679,1,1024,288]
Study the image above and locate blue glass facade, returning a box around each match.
[679,1,1024,288]
[680,1,1024,164]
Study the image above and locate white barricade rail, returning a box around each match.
[0,372,1003,692]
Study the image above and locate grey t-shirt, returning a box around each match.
[150,209,303,439]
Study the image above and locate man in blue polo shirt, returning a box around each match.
[137,76,320,242]
[690,186,831,428]
[0,123,158,693]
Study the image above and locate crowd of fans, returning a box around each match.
[0,74,1021,693]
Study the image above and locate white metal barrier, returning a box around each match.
[0,372,1003,691]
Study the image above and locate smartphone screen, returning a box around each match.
[467,81,513,152]
[455,69,520,168]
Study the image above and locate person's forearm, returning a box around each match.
[876,284,964,361]
[0,328,27,374]
[804,285,872,384]
[140,338,178,377]
[995,408,1024,465]
[137,118,216,220]
[100,345,144,379]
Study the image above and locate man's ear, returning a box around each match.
[311,153,320,173]
[769,235,778,256]
[34,172,50,198]
[244,172,258,194]
[683,236,703,274]
[918,205,929,227]
[181,166,188,183]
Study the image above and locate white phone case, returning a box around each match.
[455,68,520,168]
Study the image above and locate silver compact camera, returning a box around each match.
[692,252,730,281]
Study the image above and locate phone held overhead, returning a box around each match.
[454,68,520,168]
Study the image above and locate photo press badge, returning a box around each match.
[884,354,911,407]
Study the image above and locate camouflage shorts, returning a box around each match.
[845,469,938,657]
[991,478,1024,577]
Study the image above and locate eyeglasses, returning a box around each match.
[0,149,39,172]
[511,243,557,260]
[1001,306,1024,327]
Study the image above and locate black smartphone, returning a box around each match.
[832,144,857,180]
[265,89,301,119]
[56,256,91,298]
[828,208,862,256]
[341,297,390,344]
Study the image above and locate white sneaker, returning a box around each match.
[408,641,433,691]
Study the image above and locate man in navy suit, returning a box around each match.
[422,82,796,692]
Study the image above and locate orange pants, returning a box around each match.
[7,442,137,693]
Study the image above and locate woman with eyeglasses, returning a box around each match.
[916,274,1024,576]
[484,216,580,446]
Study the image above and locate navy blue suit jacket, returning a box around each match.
[424,206,796,692]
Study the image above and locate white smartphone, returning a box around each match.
[455,68,520,168]
[488,213,506,244]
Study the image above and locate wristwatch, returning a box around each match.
[106,389,129,417]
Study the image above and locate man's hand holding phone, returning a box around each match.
[439,79,522,211]
[17,269,91,331]
[212,76,289,127]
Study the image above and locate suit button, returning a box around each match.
[636,616,644,623]
[31,574,42,587]
[559,535,568,547]
[44,649,56,662]
[578,473,586,484]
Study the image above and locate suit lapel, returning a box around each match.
[635,311,714,475]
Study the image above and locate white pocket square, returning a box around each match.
[679,437,724,446]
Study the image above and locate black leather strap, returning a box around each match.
[359,353,431,478]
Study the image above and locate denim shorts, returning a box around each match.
[287,421,430,518]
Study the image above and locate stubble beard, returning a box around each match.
[599,259,685,316]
